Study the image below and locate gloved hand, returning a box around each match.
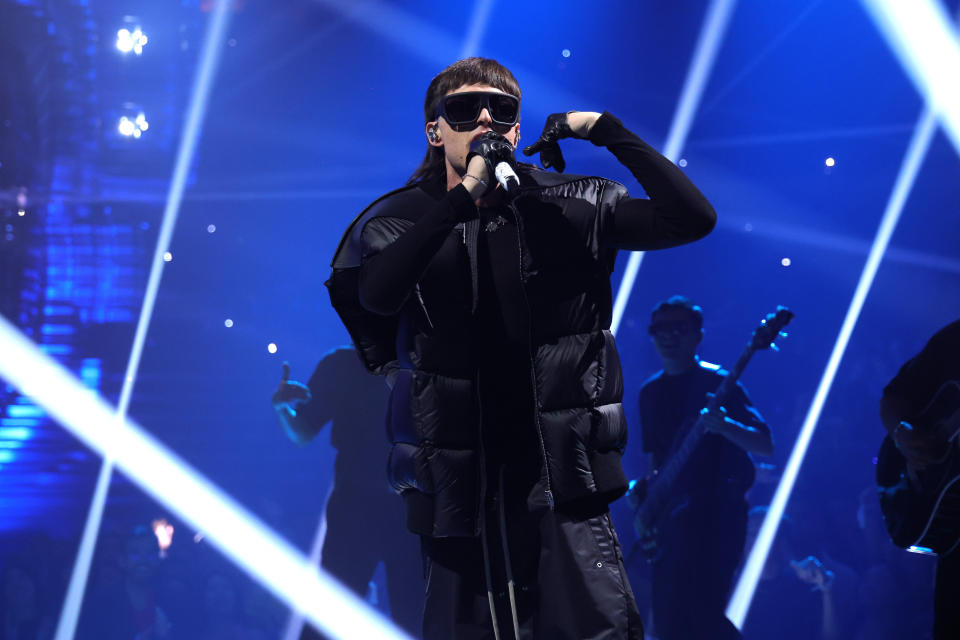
[466,131,517,195]
[522,112,577,173]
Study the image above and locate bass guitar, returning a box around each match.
[626,306,793,562]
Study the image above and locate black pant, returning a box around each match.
[651,495,746,640]
[303,480,424,639]
[420,465,643,640]
[935,550,960,640]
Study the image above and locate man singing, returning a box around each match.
[327,57,716,639]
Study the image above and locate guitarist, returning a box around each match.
[880,319,960,640]
[638,296,773,640]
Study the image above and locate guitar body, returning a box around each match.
[876,382,960,555]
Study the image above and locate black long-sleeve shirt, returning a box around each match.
[359,112,716,316]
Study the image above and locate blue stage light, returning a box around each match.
[57,1,235,638]
[0,314,410,640]
[726,106,939,630]
[611,0,738,335]
[6,405,45,418]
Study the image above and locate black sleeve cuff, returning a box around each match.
[447,182,479,223]
[588,111,630,147]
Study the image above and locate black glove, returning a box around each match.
[466,131,517,195]
[522,112,576,173]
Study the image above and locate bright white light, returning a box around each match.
[118,117,136,137]
[0,314,411,640]
[207,224,216,233]
[118,113,148,138]
[152,518,174,554]
[781,257,791,267]
[726,107,938,629]
[610,0,738,336]
[117,27,148,55]
[224,318,234,328]
[163,251,172,262]
[678,158,688,167]
[17,209,25,217]
[562,48,571,58]
[268,342,278,354]
[825,156,835,167]
[861,0,960,154]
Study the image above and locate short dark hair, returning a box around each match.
[407,57,522,185]
[651,295,704,330]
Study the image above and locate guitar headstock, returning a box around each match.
[751,305,794,351]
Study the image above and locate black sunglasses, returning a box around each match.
[435,91,520,128]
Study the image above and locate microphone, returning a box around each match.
[495,161,520,195]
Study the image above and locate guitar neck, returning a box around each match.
[639,344,758,521]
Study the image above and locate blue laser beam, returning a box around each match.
[610,0,737,335]
[0,314,410,640]
[54,2,234,638]
[726,105,938,629]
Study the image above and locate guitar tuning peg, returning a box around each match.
[779,331,789,338]
[769,343,780,352]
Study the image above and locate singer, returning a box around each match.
[327,57,716,640]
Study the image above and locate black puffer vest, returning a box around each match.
[328,165,630,537]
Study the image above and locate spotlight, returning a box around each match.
[679,158,688,167]
[224,319,234,328]
[17,210,25,217]
[117,27,148,55]
[268,343,278,354]
[207,224,216,233]
[118,113,149,139]
[825,157,835,167]
[781,257,792,267]
[561,48,571,58]
[163,252,172,262]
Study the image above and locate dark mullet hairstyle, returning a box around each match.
[407,57,521,185]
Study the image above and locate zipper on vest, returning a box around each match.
[509,200,555,510]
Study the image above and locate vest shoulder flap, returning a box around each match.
[325,183,435,374]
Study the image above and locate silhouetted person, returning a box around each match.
[635,296,773,640]
[195,571,268,640]
[741,507,857,640]
[77,526,175,640]
[1,552,55,640]
[272,346,422,637]
[880,319,960,640]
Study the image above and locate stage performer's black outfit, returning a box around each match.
[638,359,768,640]
[328,112,716,639]
[882,320,960,640]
